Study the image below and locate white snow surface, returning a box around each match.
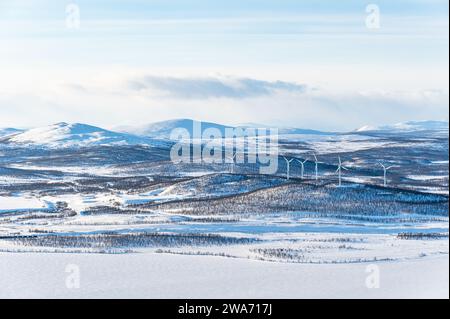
[0,196,48,212]
[0,252,447,299]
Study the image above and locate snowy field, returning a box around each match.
[0,196,50,213]
[0,252,447,299]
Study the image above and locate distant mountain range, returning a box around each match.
[1,119,448,148]
[116,118,329,139]
[356,120,449,133]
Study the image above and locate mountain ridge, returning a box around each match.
[116,118,330,139]
[1,119,448,148]
[355,120,449,133]
[1,122,165,148]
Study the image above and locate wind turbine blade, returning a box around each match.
[342,166,349,171]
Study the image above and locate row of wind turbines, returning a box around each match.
[223,151,395,187]
[283,154,395,187]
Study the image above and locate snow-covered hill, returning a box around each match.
[0,128,24,138]
[118,118,330,139]
[356,121,449,133]
[117,119,234,139]
[2,122,165,148]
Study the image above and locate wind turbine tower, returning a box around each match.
[296,158,308,179]
[335,156,348,187]
[226,152,237,174]
[283,157,295,180]
[313,154,319,181]
[379,163,394,187]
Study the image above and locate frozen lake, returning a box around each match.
[0,252,447,299]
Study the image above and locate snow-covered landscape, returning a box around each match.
[1,0,448,301]
[0,119,448,298]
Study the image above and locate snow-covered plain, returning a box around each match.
[0,196,49,213]
[0,252,447,299]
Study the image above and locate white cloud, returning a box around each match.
[128,76,307,99]
[0,73,447,131]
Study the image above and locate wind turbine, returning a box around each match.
[295,158,308,179]
[226,152,237,174]
[313,154,319,181]
[379,163,394,187]
[283,157,295,180]
[335,156,349,187]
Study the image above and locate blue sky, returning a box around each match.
[0,0,448,130]
[1,0,448,18]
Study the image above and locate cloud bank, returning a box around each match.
[129,76,307,99]
[0,73,448,131]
